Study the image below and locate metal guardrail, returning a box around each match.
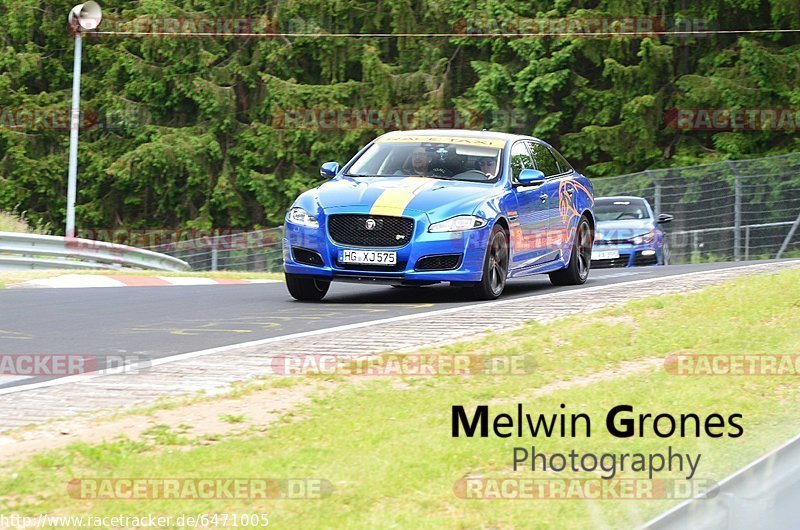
[0,232,190,272]
[643,432,800,529]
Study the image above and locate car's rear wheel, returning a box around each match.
[549,215,592,286]
[285,273,330,301]
[467,224,509,300]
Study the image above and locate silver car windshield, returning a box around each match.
[346,141,503,183]
[595,199,651,221]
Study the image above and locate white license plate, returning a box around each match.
[592,249,620,260]
[339,250,397,266]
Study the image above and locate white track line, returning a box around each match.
[0,262,793,396]
[23,275,128,288]
[16,274,282,288]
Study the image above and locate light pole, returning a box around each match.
[66,2,102,238]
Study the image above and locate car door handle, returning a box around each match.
[539,193,548,203]
[566,186,574,196]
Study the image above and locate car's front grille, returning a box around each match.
[415,254,462,271]
[328,215,414,248]
[292,247,324,266]
[591,257,629,268]
[633,252,658,266]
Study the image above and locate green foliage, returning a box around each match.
[0,0,797,231]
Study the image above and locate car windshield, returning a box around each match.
[594,199,651,221]
[346,138,503,183]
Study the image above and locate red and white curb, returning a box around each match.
[12,274,279,289]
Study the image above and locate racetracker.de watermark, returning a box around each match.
[453,476,718,500]
[67,478,332,500]
[272,108,527,131]
[665,108,800,131]
[0,108,92,131]
[287,227,576,256]
[665,354,800,375]
[81,16,278,38]
[0,107,150,132]
[0,354,148,377]
[454,16,711,37]
[270,354,535,376]
[74,228,280,252]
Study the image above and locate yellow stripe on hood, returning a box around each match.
[370,177,434,216]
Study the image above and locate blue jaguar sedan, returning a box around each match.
[283,130,595,301]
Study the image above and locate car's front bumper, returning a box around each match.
[591,243,661,268]
[283,212,490,284]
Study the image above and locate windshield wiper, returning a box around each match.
[401,173,453,180]
[345,173,454,180]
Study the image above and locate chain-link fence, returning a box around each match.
[146,228,284,272]
[144,152,800,271]
[593,152,800,264]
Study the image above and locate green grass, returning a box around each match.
[219,414,249,425]
[0,211,39,233]
[2,269,799,528]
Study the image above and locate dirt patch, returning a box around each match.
[593,314,639,330]
[0,381,329,470]
[490,357,664,404]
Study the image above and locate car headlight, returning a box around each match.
[429,215,489,233]
[286,207,319,229]
[632,231,656,244]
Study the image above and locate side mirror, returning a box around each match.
[657,213,674,224]
[517,169,546,186]
[320,161,340,178]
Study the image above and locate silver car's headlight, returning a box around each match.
[632,230,656,244]
[429,215,489,233]
[286,207,319,229]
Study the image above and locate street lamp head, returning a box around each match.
[68,1,102,32]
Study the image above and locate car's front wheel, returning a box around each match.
[467,224,509,300]
[285,273,330,301]
[549,215,592,286]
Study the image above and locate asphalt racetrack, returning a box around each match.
[0,261,775,390]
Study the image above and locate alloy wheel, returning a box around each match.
[488,232,509,295]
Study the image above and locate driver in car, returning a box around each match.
[396,147,435,177]
[478,157,497,178]
[411,147,435,176]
